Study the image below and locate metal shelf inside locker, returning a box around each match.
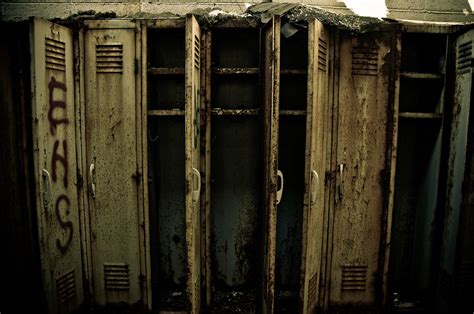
[212,67,259,75]
[148,67,185,75]
[280,69,307,75]
[400,72,444,80]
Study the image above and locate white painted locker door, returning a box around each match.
[330,32,392,306]
[260,15,281,314]
[185,14,202,314]
[30,18,84,314]
[83,20,146,305]
[300,19,329,314]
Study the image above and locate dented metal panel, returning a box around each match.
[440,28,474,301]
[185,14,201,314]
[83,20,145,305]
[300,19,329,314]
[30,18,84,314]
[329,31,392,306]
[260,15,280,314]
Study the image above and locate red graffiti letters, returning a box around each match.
[52,140,68,188]
[48,76,69,135]
[55,194,73,254]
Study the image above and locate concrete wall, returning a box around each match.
[1,0,474,22]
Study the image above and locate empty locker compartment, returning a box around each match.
[390,32,448,310]
[209,28,261,313]
[147,27,188,311]
[275,28,308,312]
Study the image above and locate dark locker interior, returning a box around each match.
[209,28,261,312]
[275,29,308,312]
[147,28,188,311]
[390,32,448,310]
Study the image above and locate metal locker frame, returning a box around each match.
[438,27,474,312]
[185,14,203,314]
[260,15,281,314]
[299,19,330,314]
[80,19,150,307]
[30,18,85,314]
[325,27,399,309]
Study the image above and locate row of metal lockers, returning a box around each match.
[8,13,473,314]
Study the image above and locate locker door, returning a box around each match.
[83,20,147,305]
[439,28,474,311]
[260,16,281,314]
[30,18,84,314]
[329,31,392,306]
[185,14,202,314]
[300,20,328,314]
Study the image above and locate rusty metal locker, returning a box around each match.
[260,16,281,314]
[437,28,474,312]
[273,18,330,314]
[299,20,329,314]
[203,20,262,313]
[325,29,398,309]
[82,20,150,306]
[144,15,202,313]
[30,18,84,314]
[185,14,203,314]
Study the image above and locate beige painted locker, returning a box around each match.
[437,28,474,312]
[260,16,331,313]
[30,18,84,314]
[260,16,282,314]
[184,14,203,314]
[143,15,202,313]
[82,20,150,306]
[298,20,330,314]
[325,29,398,309]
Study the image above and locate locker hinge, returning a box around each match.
[325,170,334,184]
[132,170,142,185]
[134,58,139,75]
[77,170,84,189]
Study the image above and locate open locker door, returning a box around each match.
[30,18,84,314]
[329,31,393,307]
[83,20,148,306]
[185,14,202,314]
[260,16,281,314]
[300,19,328,314]
[438,28,474,312]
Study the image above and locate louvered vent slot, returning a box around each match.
[104,263,130,290]
[318,38,327,72]
[352,46,378,76]
[96,44,123,74]
[457,41,472,75]
[308,272,318,307]
[456,260,473,289]
[194,35,200,69]
[341,264,367,291]
[46,38,66,72]
[56,270,76,304]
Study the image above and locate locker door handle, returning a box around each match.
[89,163,96,199]
[192,167,201,203]
[42,169,52,210]
[311,170,319,205]
[338,164,344,200]
[276,170,284,205]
